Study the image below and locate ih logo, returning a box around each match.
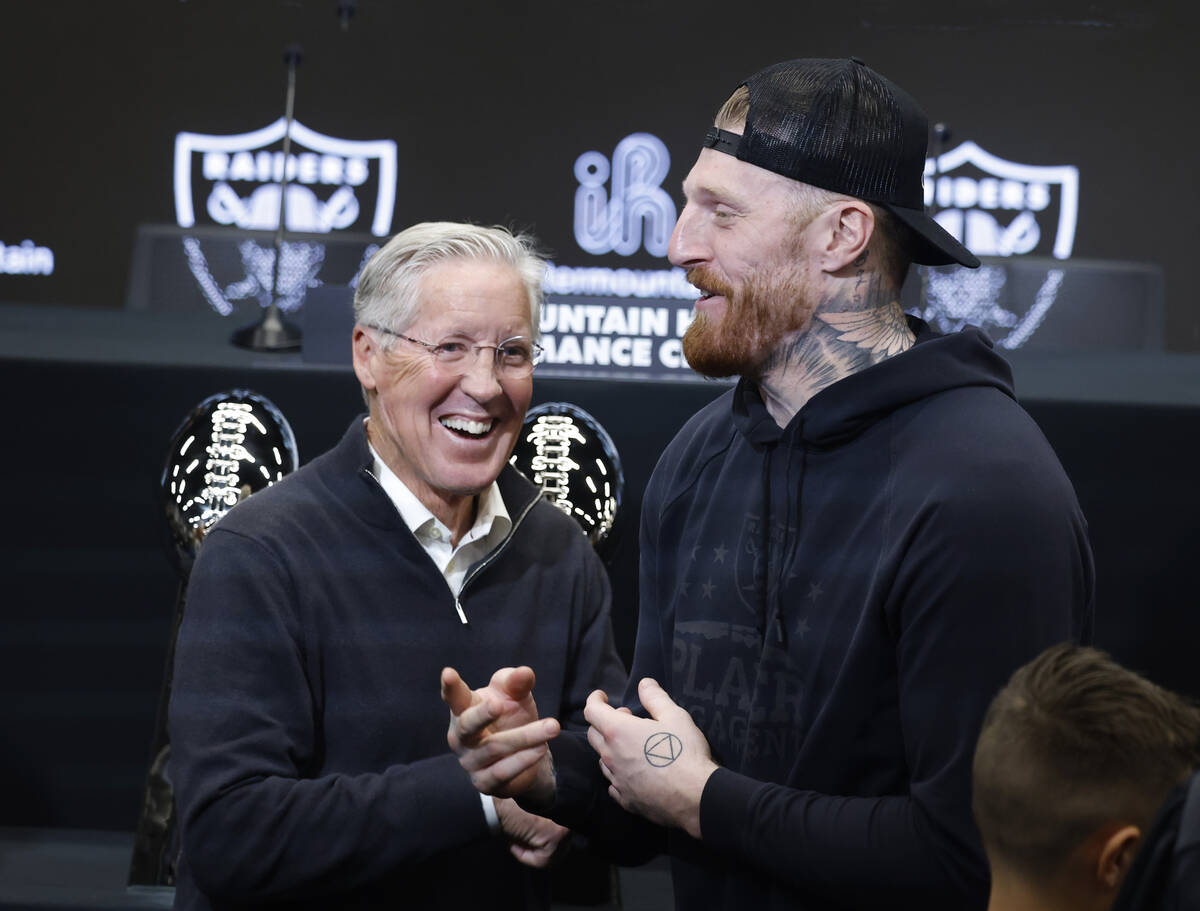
[917,141,1080,349]
[173,119,397,314]
[574,132,676,257]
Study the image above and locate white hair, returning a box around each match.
[353,222,546,342]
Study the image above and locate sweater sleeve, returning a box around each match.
[557,542,628,731]
[168,527,491,902]
[540,470,673,866]
[696,457,1094,907]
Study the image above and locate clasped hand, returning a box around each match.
[443,666,717,841]
[441,665,559,802]
[492,797,568,868]
[585,677,717,839]
[441,666,568,867]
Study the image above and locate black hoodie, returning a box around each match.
[552,320,1095,910]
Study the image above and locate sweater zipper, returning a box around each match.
[362,466,543,626]
[362,466,476,625]
[454,488,542,622]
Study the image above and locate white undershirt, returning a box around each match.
[367,442,512,598]
[366,436,510,832]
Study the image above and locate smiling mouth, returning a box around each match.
[694,285,730,307]
[687,272,729,304]
[439,416,496,439]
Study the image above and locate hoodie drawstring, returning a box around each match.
[766,420,806,649]
[758,447,773,641]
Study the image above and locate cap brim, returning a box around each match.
[884,204,980,268]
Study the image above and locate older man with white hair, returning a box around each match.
[169,222,625,911]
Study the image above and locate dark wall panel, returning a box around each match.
[1,355,1197,831]
[1,2,1198,345]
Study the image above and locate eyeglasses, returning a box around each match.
[366,324,543,379]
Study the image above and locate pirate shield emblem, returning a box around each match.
[914,141,1079,349]
[173,119,397,314]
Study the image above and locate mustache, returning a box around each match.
[686,267,735,300]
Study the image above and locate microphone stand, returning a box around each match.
[232,44,304,351]
[931,122,951,208]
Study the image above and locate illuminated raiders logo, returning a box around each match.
[926,141,1078,259]
[917,142,1079,349]
[574,133,676,257]
[173,119,397,314]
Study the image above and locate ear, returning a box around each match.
[1096,824,1141,892]
[352,325,380,396]
[815,200,876,274]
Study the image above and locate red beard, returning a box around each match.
[682,265,816,378]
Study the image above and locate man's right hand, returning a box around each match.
[441,666,559,802]
[493,798,569,868]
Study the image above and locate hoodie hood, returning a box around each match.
[732,318,1015,449]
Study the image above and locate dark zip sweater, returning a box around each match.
[169,417,626,910]
[548,320,1095,910]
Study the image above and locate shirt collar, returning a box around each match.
[366,436,510,543]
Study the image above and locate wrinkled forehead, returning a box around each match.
[411,257,531,334]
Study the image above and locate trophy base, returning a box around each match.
[231,308,302,352]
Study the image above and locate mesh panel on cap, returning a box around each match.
[742,59,916,207]
[715,57,977,267]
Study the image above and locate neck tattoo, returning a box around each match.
[758,255,914,423]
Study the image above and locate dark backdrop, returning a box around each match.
[2,354,1198,832]
[3,0,1199,836]
[1,1,1198,346]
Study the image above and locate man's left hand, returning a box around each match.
[584,677,718,840]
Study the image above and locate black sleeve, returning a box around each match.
[169,528,492,902]
[556,540,628,731]
[537,469,675,866]
[696,467,1094,907]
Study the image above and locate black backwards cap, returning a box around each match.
[704,57,979,268]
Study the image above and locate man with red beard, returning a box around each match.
[443,59,1094,910]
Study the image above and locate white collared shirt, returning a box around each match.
[367,435,509,832]
[368,441,512,598]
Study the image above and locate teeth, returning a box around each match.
[440,417,493,436]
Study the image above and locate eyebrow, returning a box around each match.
[681,179,742,207]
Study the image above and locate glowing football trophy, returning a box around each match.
[509,402,625,562]
[161,390,299,574]
[129,390,298,887]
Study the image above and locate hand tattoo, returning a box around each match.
[644,732,684,767]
